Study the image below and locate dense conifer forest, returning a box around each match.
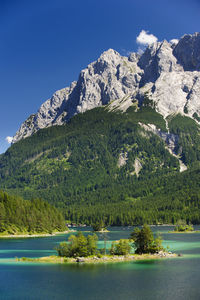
[0,106,200,226]
[0,191,66,234]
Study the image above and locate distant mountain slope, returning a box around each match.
[1,106,200,225]
[13,32,200,143]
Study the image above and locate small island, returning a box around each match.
[169,220,199,233]
[17,225,177,264]
[92,221,109,232]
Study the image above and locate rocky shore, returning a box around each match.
[17,251,177,264]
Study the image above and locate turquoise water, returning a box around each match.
[0,226,200,299]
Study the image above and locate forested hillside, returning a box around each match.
[0,106,200,225]
[0,191,66,234]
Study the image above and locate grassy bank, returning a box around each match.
[0,230,70,239]
[17,252,177,264]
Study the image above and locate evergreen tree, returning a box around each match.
[56,232,98,257]
[131,225,163,254]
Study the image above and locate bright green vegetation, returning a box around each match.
[174,220,194,232]
[56,232,98,257]
[110,239,131,255]
[34,154,71,174]
[0,108,200,225]
[131,225,163,254]
[56,232,132,258]
[56,226,163,258]
[0,191,66,235]
[174,225,194,232]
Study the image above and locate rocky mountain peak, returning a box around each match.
[173,32,200,71]
[99,48,121,61]
[12,32,200,143]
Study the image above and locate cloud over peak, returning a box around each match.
[6,136,13,144]
[136,30,158,46]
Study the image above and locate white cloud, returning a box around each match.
[5,136,13,144]
[170,39,179,45]
[136,30,158,46]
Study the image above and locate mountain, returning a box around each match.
[1,32,200,226]
[1,106,200,225]
[13,32,200,143]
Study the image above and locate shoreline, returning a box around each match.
[0,230,71,239]
[17,252,177,264]
[94,229,109,233]
[168,230,200,234]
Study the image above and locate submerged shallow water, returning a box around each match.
[0,226,200,300]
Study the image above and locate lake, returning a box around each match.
[0,226,200,300]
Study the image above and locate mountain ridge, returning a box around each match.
[13,32,200,143]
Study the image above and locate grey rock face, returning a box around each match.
[13,33,200,143]
[12,87,70,143]
[139,122,187,172]
[173,32,200,71]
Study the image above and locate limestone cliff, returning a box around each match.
[13,32,200,143]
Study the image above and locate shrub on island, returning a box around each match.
[56,232,98,257]
[109,239,131,255]
[174,220,194,232]
[56,225,164,259]
[130,224,163,254]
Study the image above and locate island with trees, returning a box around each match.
[18,225,177,264]
[169,220,199,233]
[92,220,109,232]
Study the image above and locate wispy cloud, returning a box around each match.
[136,30,158,54]
[136,30,158,46]
[5,136,13,144]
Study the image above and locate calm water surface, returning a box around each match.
[0,226,200,300]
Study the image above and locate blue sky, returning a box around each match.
[0,0,200,153]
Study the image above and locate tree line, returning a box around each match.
[0,191,66,234]
[0,108,200,226]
